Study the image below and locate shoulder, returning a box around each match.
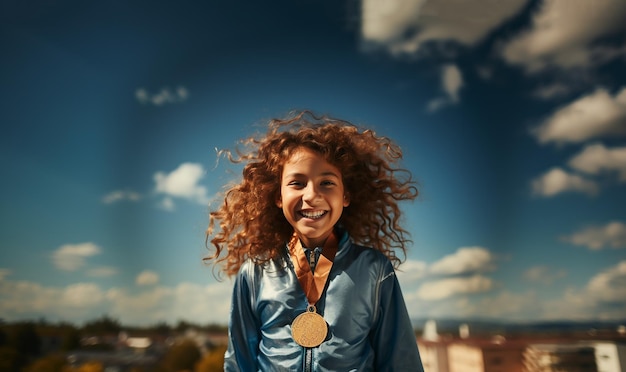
[340,240,395,278]
[236,254,290,282]
[233,259,255,287]
[350,243,390,262]
[238,259,255,276]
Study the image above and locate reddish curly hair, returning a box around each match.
[205,110,418,276]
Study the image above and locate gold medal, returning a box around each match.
[287,233,338,348]
[291,305,328,348]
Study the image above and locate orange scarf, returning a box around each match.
[288,232,338,305]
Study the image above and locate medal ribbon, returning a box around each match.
[288,232,338,306]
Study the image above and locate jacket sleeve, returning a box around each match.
[224,261,261,371]
[370,260,424,371]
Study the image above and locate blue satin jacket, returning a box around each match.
[224,230,424,371]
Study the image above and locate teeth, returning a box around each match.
[300,210,326,219]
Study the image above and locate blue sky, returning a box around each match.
[1,0,625,326]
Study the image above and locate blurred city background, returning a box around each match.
[1,0,625,370]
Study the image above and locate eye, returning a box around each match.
[287,180,305,187]
[321,180,336,187]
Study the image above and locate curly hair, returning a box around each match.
[205,110,418,277]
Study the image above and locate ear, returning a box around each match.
[276,198,282,208]
[343,193,350,207]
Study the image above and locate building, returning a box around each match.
[447,337,526,372]
[414,320,626,372]
[523,343,598,372]
[419,339,451,372]
[593,342,626,372]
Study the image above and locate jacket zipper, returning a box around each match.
[304,347,313,372]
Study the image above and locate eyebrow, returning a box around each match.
[284,171,341,179]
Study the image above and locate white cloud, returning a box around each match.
[429,247,496,275]
[102,190,142,204]
[531,167,599,197]
[154,162,209,208]
[52,242,101,271]
[501,0,626,72]
[106,163,211,211]
[569,144,626,182]
[540,261,626,321]
[106,286,172,319]
[406,262,626,321]
[586,261,626,303]
[0,280,109,321]
[532,88,626,145]
[106,281,232,326]
[442,64,463,102]
[135,86,189,106]
[523,265,566,284]
[86,266,118,277]
[61,283,106,308]
[158,197,176,211]
[461,290,539,320]
[0,268,11,280]
[360,0,526,55]
[0,277,233,326]
[562,221,626,250]
[397,259,428,284]
[532,83,573,100]
[416,275,494,300]
[136,270,159,286]
[427,64,464,112]
[426,98,448,113]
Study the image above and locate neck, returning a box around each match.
[298,231,334,250]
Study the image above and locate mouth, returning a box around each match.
[298,210,328,220]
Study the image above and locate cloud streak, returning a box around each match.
[427,64,464,112]
[523,265,567,284]
[398,247,497,301]
[86,267,118,278]
[135,86,189,106]
[102,190,142,204]
[500,0,626,72]
[532,88,626,145]
[136,270,160,286]
[154,162,210,209]
[360,0,526,56]
[52,242,102,271]
[569,143,626,182]
[429,246,495,276]
[416,275,494,300]
[531,167,599,197]
[0,277,233,326]
[562,221,626,250]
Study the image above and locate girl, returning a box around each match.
[206,111,424,371]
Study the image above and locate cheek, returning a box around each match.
[275,186,285,208]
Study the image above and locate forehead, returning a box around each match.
[283,147,341,173]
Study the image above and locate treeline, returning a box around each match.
[0,316,229,372]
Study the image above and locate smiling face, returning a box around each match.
[276,147,350,248]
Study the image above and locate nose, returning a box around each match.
[303,182,319,203]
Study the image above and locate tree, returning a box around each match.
[161,339,201,372]
[0,346,25,372]
[24,354,67,372]
[202,323,227,333]
[77,361,104,372]
[61,327,81,351]
[8,322,41,357]
[195,345,227,372]
[82,315,121,335]
[174,320,198,334]
[0,326,7,346]
[148,321,172,337]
